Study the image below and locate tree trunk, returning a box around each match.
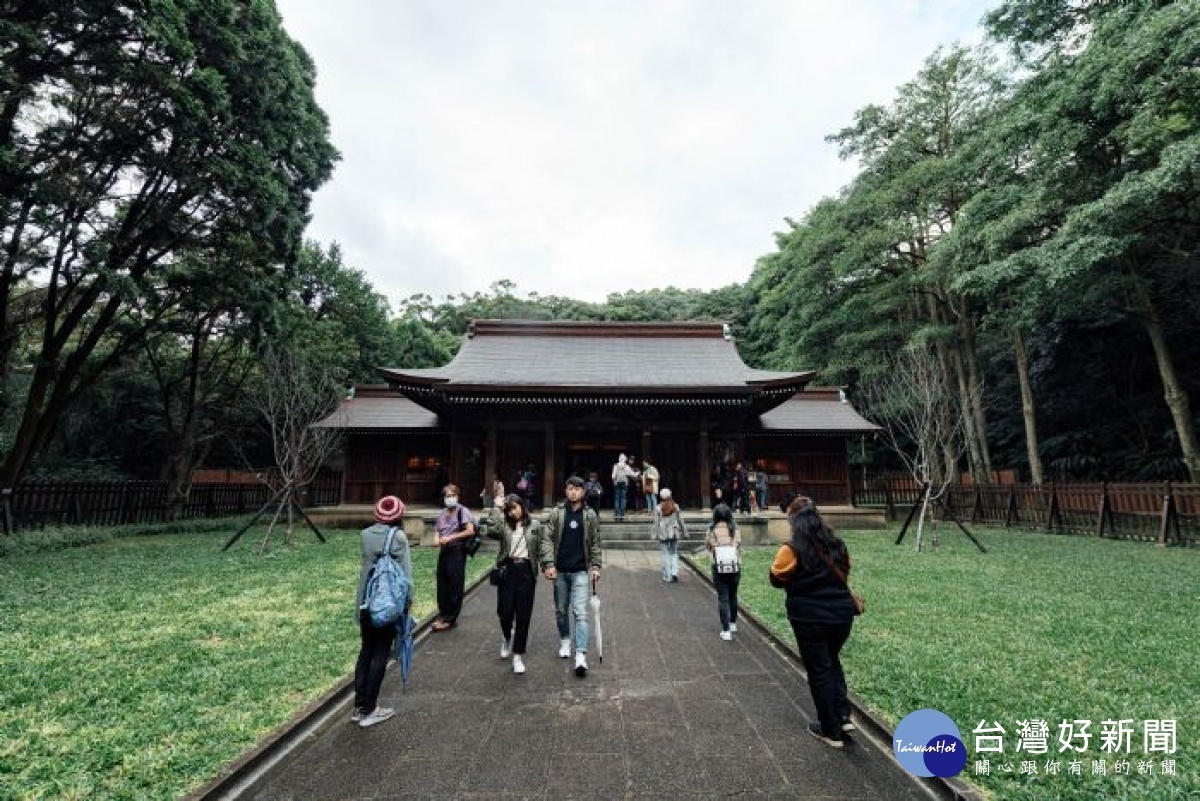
[1013,327,1045,484]
[1132,274,1200,483]
[957,306,994,479]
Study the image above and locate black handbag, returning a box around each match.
[488,559,509,586]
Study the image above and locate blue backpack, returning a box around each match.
[361,528,411,628]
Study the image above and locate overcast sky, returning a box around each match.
[274,1,995,308]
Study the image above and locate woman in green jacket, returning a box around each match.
[485,494,552,674]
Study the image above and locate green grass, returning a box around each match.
[0,526,488,800]
[696,529,1200,800]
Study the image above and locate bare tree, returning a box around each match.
[860,345,974,551]
[239,341,345,552]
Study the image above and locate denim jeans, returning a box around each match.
[553,570,590,653]
[614,483,628,518]
[658,539,679,580]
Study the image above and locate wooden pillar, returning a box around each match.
[484,423,497,495]
[543,424,556,509]
[699,428,711,509]
[449,426,463,488]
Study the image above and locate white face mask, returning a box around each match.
[444,496,458,508]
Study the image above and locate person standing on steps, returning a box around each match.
[544,476,602,676]
[641,459,660,515]
[611,453,638,521]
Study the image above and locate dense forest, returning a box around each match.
[1,0,1197,490]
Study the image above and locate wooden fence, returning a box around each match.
[1,473,344,535]
[852,474,1198,545]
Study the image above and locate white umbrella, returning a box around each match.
[590,577,603,662]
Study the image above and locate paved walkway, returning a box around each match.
[243,551,934,800]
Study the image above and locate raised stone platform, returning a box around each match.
[304,503,885,548]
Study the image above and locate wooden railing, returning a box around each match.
[1,473,343,535]
[851,474,1197,545]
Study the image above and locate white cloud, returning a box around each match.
[275,0,997,307]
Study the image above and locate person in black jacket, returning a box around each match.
[770,496,856,748]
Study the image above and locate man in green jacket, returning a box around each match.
[543,476,602,676]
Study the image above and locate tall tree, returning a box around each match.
[0,0,337,486]
[961,0,1200,481]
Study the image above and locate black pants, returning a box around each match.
[437,545,467,621]
[496,560,537,653]
[712,569,741,630]
[789,620,853,737]
[354,611,396,713]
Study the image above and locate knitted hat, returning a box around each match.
[374,495,405,523]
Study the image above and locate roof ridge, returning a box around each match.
[467,319,730,339]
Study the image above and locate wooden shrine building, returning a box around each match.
[317,320,878,510]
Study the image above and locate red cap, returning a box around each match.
[374,495,405,523]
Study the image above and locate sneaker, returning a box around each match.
[807,722,844,749]
[350,707,364,723]
[574,652,588,677]
[729,622,738,633]
[719,630,733,641]
[512,655,526,674]
[841,718,857,733]
[358,707,396,729]
[558,638,571,658]
[670,575,679,583]
[500,637,513,659]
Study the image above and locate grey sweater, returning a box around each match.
[356,523,413,607]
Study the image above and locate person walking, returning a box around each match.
[352,495,412,728]
[431,483,475,632]
[705,503,742,639]
[544,476,602,676]
[755,466,769,512]
[770,496,857,748]
[652,488,687,583]
[611,453,638,521]
[641,460,660,514]
[484,494,552,674]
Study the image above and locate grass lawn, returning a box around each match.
[698,527,1200,800]
[0,524,489,800]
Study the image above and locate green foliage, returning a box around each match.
[0,0,338,484]
[698,529,1200,800]
[0,527,488,799]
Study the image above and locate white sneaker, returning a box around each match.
[558,638,571,658]
[512,655,526,674]
[574,651,588,676]
[719,630,733,641]
[500,637,513,659]
[729,623,738,633]
[358,706,395,728]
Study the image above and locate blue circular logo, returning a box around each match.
[893,709,967,778]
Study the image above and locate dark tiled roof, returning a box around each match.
[317,386,878,434]
[312,390,441,429]
[380,320,809,390]
[757,391,880,433]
